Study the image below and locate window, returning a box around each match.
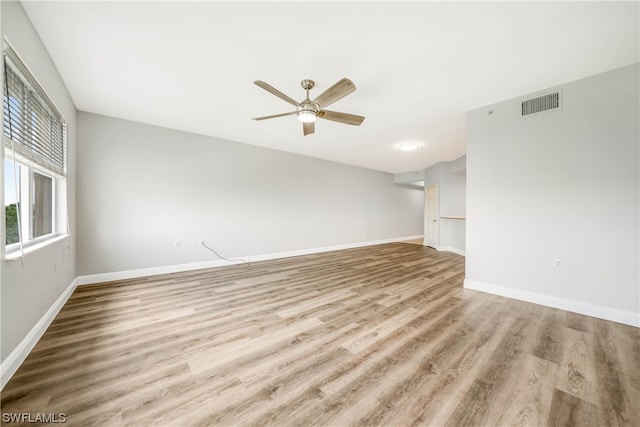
[33,171,54,238]
[3,45,66,252]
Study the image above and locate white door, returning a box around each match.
[424,185,438,248]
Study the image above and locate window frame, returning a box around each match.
[4,148,62,255]
[31,167,56,241]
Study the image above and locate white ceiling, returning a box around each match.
[20,1,639,173]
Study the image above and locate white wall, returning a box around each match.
[465,64,639,325]
[77,112,424,276]
[1,0,77,361]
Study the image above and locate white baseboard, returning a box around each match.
[76,259,232,285]
[437,246,466,256]
[1,278,78,390]
[77,235,424,286]
[464,279,639,328]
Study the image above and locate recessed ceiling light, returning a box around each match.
[398,142,419,152]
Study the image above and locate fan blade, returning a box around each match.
[303,121,315,136]
[252,111,297,121]
[254,81,300,107]
[312,78,356,108]
[317,110,365,126]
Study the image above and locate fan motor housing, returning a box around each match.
[298,100,319,113]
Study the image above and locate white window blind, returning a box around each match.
[3,47,66,176]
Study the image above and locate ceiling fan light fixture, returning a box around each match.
[297,110,317,123]
[252,78,363,136]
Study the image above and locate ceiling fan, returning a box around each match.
[252,78,365,136]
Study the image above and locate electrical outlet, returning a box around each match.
[553,258,562,269]
[174,240,181,248]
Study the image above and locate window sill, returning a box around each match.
[4,234,70,261]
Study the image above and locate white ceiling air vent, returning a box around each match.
[521,91,561,116]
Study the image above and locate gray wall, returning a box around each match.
[466,64,639,315]
[1,0,77,361]
[77,112,424,276]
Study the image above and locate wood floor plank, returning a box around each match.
[592,320,639,427]
[547,388,599,427]
[442,315,543,426]
[488,353,558,426]
[555,326,598,404]
[530,310,564,364]
[1,243,638,427]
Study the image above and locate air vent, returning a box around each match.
[521,91,560,116]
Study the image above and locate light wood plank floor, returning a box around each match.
[2,243,638,426]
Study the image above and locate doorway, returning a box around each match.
[424,185,438,248]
